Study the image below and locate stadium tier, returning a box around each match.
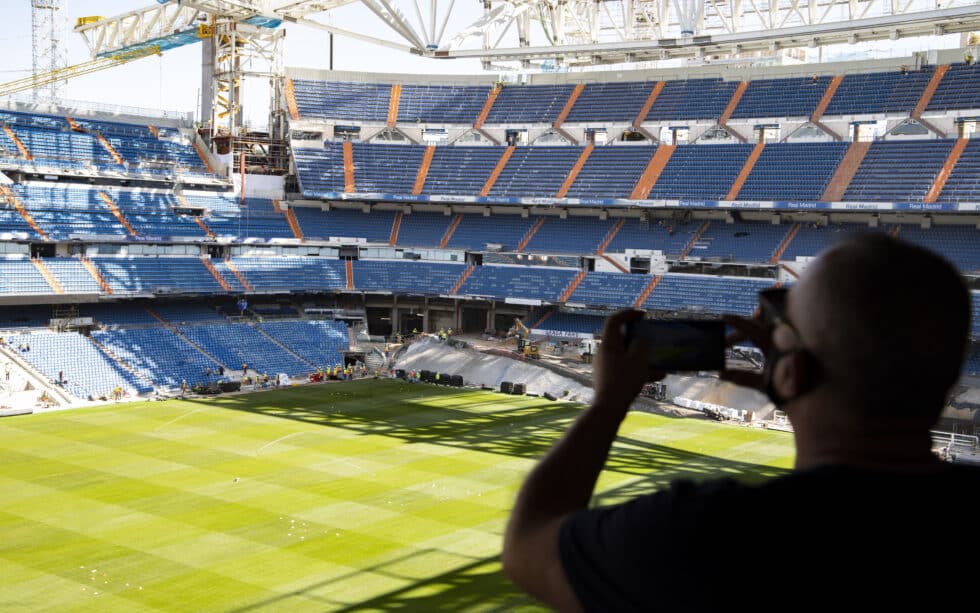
[293,139,980,206]
[287,63,980,125]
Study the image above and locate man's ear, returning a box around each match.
[772,351,807,401]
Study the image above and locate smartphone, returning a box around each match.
[624,319,726,372]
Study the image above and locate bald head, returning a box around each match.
[789,233,969,421]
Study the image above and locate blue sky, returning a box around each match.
[0,1,962,128]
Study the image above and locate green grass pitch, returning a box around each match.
[0,379,795,611]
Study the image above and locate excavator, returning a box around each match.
[509,318,541,359]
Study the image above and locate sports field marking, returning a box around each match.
[154,407,206,431]
[255,431,308,455]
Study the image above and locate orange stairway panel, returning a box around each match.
[719,81,749,125]
[0,185,46,239]
[596,218,625,255]
[529,310,552,329]
[3,124,32,160]
[223,258,253,291]
[554,83,586,129]
[556,145,594,198]
[725,143,765,201]
[343,141,356,193]
[630,145,675,200]
[770,223,801,264]
[679,221,711,260]
[80,257,113,295]
[200,257,233,292]
[148,125,160,138]
[633,82,665,129]
[633,275,662,308]
[810,75,843,123]
[32,258,64,294]
[820,141,872,202]
[96,133,124,165]
[517,217,546,252]
[345,260,354,290]
[474,86,501,129]
[193,141,215,174]
[913,65,948,118]
[284,207,304,240]
[924,138,968,203]
[449,264,476,295]
[559,271,587,302]
[600,253,629,273]
[65,116,84,132]
[195,217,216,238]
[440,214,463,249]
[284,78,301,120]
[387,84,402,128]
[98,192,138,237]
[389,211,403,246]
[480,146,514,197]
[413,145,436,195]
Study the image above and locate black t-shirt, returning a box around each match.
[559,463,980,612]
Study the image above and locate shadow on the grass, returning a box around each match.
[196,380,789,612]
[230,550,541,612]
[190,380,789,488]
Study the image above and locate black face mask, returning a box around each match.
[763,347,822,407]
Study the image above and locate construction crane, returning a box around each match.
[0,46,162,99]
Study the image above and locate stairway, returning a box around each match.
[516,217,546,252]
[96,133,124,165]
[449,264,476,295]
[285,207,304,240]
[0,185,46,239]
[912,65,948,118]
[820,141,872,202]
[195,217,216,238]
[80,257,113,294]
[343,141,356,193]
[633,276,662,308]
[3,124,32,160]
[98,192,138,236]
[346,260,354,290]
[31,258,64,294]
[87,335,155,388]
[480,146,515,196]
[413,145,436,195]
[200,257,233,292]
[810,75,843,124]
[725,143,765,201]
[719,81,749,125]
[284,77,301,120]
[631,145,675,199]
[633,82,665,129]
[769,223,801,263]
[251,324,317,369]
[387,83,402,128]
[223,258,253,291]
[389,210,403,246]
[145,307,230,371]
[553,83,585,129]
[559,271,587,302]
[556,145,594,198]
[679,221,711,260]
[924,138,968,203]
[440,214,463,249]
[474,86,501,130]
[596,219,625,255]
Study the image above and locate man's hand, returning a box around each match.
[593,310,664,410]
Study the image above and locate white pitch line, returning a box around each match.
[255,431,307,456]
[154,408,205,431]
[319,456,363,470]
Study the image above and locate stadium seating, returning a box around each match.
[394,212,451,247]
[523,216,614,254]
[91,257,227,294]
[934,138,980,203]
[731,76,833,119]
[844,139,954,202]
[457,265,578,302]
[642,274,774,316]
[489,147,583,197]
[530,311,607,336]
[5,331,152,398]
[737,143,849,201]
[780,223,875,261]
[0,257,54,295]
[293,145,347,195]
[420,146,502,196]
[824,68,934,116]
[564,146,656,199]
[605,218,700,257]
[397,84,491,124]
[645,79,739,121]
[44,258,102,294]
[648,145,755,200]
[485,84,575,125]
[178,323,312,375]
[92,326,222,388]
[291,79,390,122]
[926,63,980,112]
[447,215,537,251]
[353,143,427,194]
[351,260,466,295]
[292,207,396,242]
[219,257,347,293]
[256,320,349,368]
[568,272,654,308]
[689,222,788,263]
[895,225,980,274]
[565,81,656,123]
